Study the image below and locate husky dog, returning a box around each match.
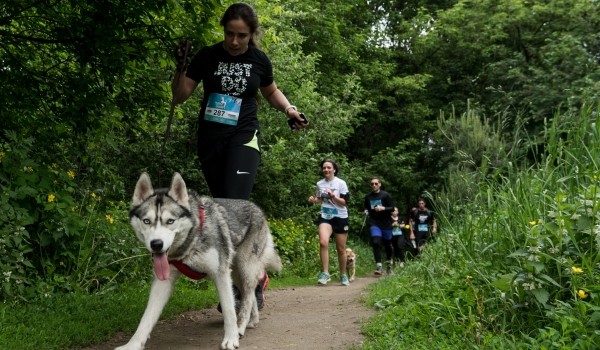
[116,173,282,350]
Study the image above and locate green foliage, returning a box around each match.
[244,0,373,219]
[0,131,146,300]
[269,218,320,277]
[1,1,599,348]
[359,104,599,349]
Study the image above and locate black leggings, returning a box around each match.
[371,236,393,264]
[391,235,408,262]
[201,144,260,200]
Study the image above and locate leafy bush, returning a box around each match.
[0,132,146,301]
[269,218,320,277]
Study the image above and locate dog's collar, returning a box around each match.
[169,260,207,280]
[167,206,208,280]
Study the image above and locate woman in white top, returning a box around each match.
[308,159,350,286]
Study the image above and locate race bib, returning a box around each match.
[392,227,402,236]
[321,207,338,220]
[204,93,241,125]
[369,199,382,209]
[418,223,429,232]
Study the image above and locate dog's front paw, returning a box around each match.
[220,335,240,350]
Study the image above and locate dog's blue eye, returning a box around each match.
[143,219,151,224]
[167,219,175,224]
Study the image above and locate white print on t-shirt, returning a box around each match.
[215,62,252,96]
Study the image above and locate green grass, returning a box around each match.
[0,278,215,350]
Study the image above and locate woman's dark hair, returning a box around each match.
[320,159,339,175]
[220,3,260,47]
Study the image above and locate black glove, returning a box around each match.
[174,41,192,72]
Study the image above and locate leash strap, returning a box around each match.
[158,40,192,186]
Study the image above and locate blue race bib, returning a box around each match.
[321,207,339,219]
[204,93,242,125]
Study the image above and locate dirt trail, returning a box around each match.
[83,276,378,350]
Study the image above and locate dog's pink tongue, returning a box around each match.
[153,253,170,281]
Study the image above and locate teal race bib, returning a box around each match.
[321,207,339,220]
[418,223,428,232]
[369,199,382,209]
[392,227,402,236]
[204,93,242,125]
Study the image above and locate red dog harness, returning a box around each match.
[168,206,207,280]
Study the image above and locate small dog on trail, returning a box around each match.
[346,248,356,281]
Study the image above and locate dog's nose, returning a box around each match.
[150,239,164,252]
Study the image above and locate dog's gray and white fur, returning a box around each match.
[116,172,282,350]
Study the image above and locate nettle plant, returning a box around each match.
[502,175,599,321]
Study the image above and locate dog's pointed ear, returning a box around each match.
[168,172,190,207]
[133,173,153,205]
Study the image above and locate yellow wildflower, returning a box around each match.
[47,194,56,202]
[571,266,584,274]
[51,163,58,169]
[529,220,537,226]
[105,214,115,224]
[67,170,75,179]
[91,192,97,199]
[466,275,473,281]
[577,289,588,299]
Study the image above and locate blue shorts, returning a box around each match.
[370,225,393,240]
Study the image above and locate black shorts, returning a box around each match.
[317,216,349,234]
[414,231,430,246]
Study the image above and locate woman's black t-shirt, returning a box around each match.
[186,42,274,159]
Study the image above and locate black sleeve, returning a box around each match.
[384,193,394,212]
[186,46,212,83]
[340,192,350,204]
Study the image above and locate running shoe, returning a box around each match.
[386,260,393,275]
[374,265,383,275]
[318,272,331,285]
[340,274,350,286]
